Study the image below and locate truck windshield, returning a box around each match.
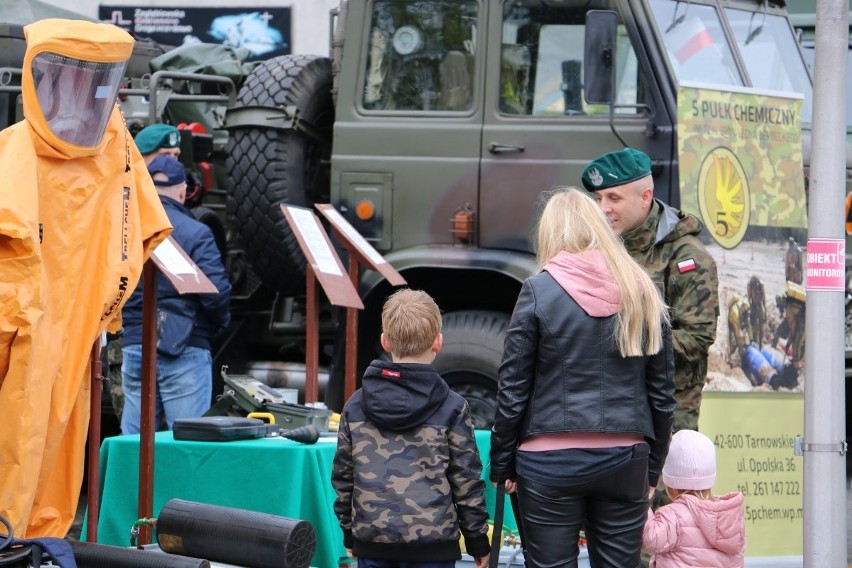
[647,0,743,86]
[724,8,813,124]
[648,1,813,124]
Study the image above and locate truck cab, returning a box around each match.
[307,0,812,423]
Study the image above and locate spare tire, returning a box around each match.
[226,54,334,295]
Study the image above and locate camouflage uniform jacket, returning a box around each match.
[331,359,491,562]
[622,200,719,400]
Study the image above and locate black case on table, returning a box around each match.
[173,416,266,441]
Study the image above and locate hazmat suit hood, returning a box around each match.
[22,19,132,157]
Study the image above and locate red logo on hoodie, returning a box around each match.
[382,369,401,378]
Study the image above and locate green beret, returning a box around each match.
[581,148,652,191]
[134,124,181,155]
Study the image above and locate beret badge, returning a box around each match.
[587,168,604,187]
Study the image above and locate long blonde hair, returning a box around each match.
[535,187,669,356]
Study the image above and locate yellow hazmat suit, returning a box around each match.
[0,19,171,537]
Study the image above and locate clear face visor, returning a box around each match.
[32,52,127,147]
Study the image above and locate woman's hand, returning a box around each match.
[492,479,518,494]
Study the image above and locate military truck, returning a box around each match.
[1,0,818,428]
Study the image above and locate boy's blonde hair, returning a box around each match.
[535,186,669,357]
[381,289,442,358]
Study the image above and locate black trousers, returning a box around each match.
[516,445,650,568]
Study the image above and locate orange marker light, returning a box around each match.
[452,206,475,243]
[355,200,375,220]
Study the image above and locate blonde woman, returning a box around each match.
[490,187,675,568]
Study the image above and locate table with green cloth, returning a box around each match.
[89,431,345,568]
[89,430,516,568]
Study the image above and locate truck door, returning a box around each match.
[332,0,485,253]
[478,0,674,253]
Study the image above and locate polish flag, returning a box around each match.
[671,18,714,65]
[677,258,697,273]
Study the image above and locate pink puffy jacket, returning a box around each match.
[643,492,746,567]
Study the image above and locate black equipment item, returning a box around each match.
[172,416,265,442]
[157,499,315,568]
[69,541,209,568]
[278,424,321,444]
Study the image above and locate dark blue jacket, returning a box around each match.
[121,196,231,351]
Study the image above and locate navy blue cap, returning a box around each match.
[148,155,186,187]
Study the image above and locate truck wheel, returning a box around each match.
[226,54,334,295]
[434,310,509,430]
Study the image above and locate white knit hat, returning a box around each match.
[662,430,717,491]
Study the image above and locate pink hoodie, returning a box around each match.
[543,250,620,317]
[643,492,746,568]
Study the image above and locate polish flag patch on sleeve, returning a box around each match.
[382,369,401,378]
[677,258,697,273]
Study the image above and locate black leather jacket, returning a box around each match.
[490,272,675,486]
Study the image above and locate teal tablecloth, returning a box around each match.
[88,429,515,568]
[88,431,345,568]
[474,430,518,533]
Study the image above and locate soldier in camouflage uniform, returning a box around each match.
[331,289,491,568]
[784,237,803,284]
[583,148,719,435]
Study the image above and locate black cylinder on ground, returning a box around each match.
[156,499,315,568]
[69,541,209,568]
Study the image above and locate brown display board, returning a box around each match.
[315,204,406,401]
[281,205,363,404]
[151,235,219,294]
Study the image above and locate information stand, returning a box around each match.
[280,205,363,404]
[85,337,105,542]
[315,204,406,401]
[94,235,218,545]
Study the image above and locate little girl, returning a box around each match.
[643,430,746,567]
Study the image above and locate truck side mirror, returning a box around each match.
[584,10,618,105]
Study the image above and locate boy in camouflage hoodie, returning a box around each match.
[331,289,491,568]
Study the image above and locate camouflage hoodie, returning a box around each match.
[331,359,491,561]
[621,199,719,429]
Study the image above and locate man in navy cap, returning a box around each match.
[582,148,719,437]
[134,123,182,165]
[119,155,232,434]
[109,124,190,419]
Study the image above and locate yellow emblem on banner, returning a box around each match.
[697,147,750,249]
